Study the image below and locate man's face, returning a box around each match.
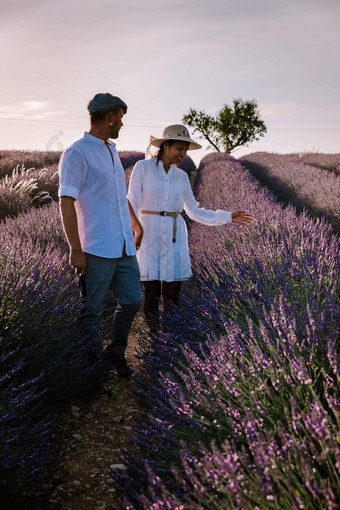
[109,107,124,139]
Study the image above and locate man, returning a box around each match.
[58,92,143,379]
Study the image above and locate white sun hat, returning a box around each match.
[150,124,202,150]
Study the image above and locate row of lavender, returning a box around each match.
[0,150,145,508]
[0,150,195,507]
[0,149,147,180]
[289,152,340,175]
[0,204,110,508]
[0,150,62,179]
[239,152,340,233]
[0,150,194,222]
[118,153,340,509]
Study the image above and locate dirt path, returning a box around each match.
[48,312,146,510]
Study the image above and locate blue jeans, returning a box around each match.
[79,252,142,365]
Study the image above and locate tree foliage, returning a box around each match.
[183,98,267,153]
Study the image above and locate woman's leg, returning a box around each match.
[162,281,182,313]
[143,280,162,331]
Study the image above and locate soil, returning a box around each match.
[48,311,147,510]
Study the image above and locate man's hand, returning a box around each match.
[59,196,86,275]
[231,211,255,225]
[70,248,87,276]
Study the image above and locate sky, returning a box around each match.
[0,0,339,165]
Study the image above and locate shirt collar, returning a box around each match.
[83,132,116,148]
[157,159,175,176]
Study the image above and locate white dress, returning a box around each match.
[127,158,232,282]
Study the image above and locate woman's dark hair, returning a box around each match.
[155,140,177,163]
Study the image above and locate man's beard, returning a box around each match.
[110,125,120,139]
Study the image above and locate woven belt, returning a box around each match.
[141,210,182,242]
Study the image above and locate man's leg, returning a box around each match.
[105,254,142,367]
[79,253,116,354]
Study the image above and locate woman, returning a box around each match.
[127,124,254,330]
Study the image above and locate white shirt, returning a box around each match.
[58,132,136,258]
[127,158,231,281]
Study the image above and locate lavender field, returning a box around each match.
[118,153,340,509]
[0,150,144,508]
[239,152,340,232]
[289,153,340,175]
[0,150,339,509]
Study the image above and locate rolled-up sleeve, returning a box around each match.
[58,147,87,199]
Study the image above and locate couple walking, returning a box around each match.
[58,92,254,379]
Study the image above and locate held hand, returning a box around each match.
[69,248,87,276]
[231,211,255,225]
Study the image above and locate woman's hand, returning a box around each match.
[134,225,143,250]
[128,199,144,250]
[231,211,255,225]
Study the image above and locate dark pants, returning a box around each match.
[79,252,142,365]
[143,280,182,331]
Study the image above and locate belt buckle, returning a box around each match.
[160,211,167,216]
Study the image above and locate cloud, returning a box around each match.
[20,101,49,111]
[260,103,301,119]
[0,101,68,121]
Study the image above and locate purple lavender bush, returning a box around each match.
[177,155,196,177]
[289,152,340,175]
[239,152,340,233]
[1,203,107,399]
[0,150,61,179]
[116,156,340,509]
[193,152,232,190]
[198,152,233,167]
[0,203,107,507]
[119,151,144,170]
[0,351,59,509]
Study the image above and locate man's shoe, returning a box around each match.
[116,363,135,379]
[103,348,123,367]
[103,349,135,379]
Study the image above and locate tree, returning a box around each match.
[182,98,267,153]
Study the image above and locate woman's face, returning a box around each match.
[163,141,190,165]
